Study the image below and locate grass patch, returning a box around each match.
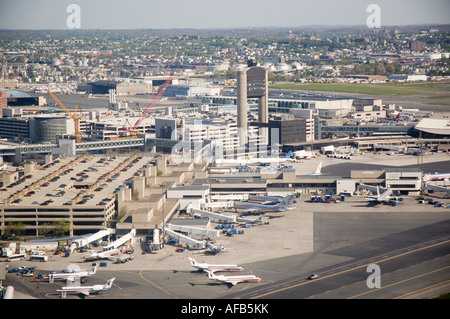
[425,95,450,99]
[432,291,450,299]
[270,81,450,96]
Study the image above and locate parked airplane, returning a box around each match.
[423,172,450,181]
[248,194,294,205]
[308,162,322,176]
[406,147,427,155]
[206,270,261,286]
[233,200,293,215]
[56,278,115,298]
[236,216,263,225]
[365,186,403,203]
[189,257,244,273]
[377,113,400,123]
[215,151,294,165]
[43,266,97,282]
[249,151,295,164]
[87,248,120,260]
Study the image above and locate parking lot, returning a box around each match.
[1,154,155,207]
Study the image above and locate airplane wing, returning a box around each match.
[242,208,260,214]
[261,200,277,205]
[378,189,393,201]
[57,288,91,295]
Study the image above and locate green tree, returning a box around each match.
[2,222,26,239]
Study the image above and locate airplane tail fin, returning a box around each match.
[206,270,215,279]
[284,151,292,159]
[188,257,196,266]
[315,162,322,175]
[104,278,115,289]
[89,266,97,275]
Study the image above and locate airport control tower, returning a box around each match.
[236,61,269,147]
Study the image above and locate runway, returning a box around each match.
[223,219,450,299]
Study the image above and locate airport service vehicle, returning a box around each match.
[29,255,48,262]
[116,254,134,263]
[6,254,26,262]
[56,278,115,298]
[87,248,120,260]
[307,274,319,280]
[206,271,261,286]
[189,257,244,273]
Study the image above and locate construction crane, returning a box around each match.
[47,90,82,142]
[125,77,172,134]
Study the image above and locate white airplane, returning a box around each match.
[248,151,295,164]
[87,248,120,260]
[43,266,97,282]
[215,151,294,165]
[189,257,244,273]
[56,278,115,298]
[248,194,294,205]
[234,200,294,215]
[423,172,450,181]
[206,270,261,286]
[406,147,426,155]
[365,186,403,203]
[236,216,263,225]
[307,162,322,176]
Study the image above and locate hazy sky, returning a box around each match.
[0,0,449,30]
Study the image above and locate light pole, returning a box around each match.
[160,183,166,248]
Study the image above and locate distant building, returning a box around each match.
[410,41,426,51]
[0,91,7,116]
[86,80,150,95]
[163,85,220,98]
[1,89,45,106]
[415,118,450,138]
[253,118,315,145]
[387,74,428,82]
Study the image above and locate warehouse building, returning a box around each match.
[86,80,151,95]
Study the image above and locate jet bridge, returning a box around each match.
[164,228,206,250]
[189,208,236,223]
[166,223,220,238]
[71,228,116,249]
[105,229,136,250]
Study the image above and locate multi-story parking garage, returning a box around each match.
[0,154,153,236]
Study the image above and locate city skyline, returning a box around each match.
[0,0,449,30]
